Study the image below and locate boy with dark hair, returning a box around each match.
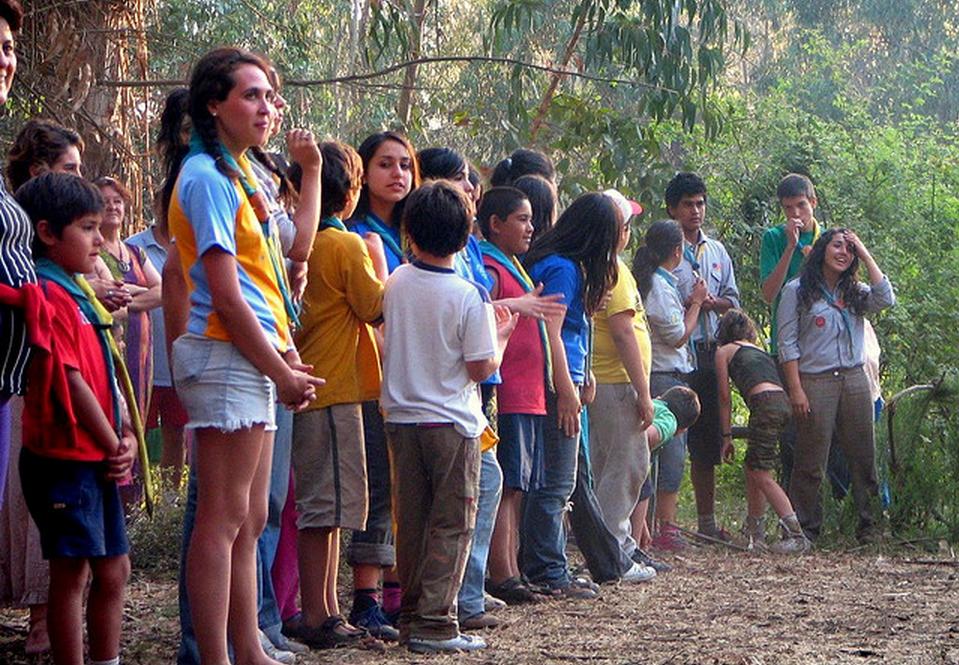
[381,181,517,654]
[760,173,820,353]
[665,172,740,545]
[15,172,135,665]
[288,140,389,649]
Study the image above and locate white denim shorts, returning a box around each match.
[172,333,277,432]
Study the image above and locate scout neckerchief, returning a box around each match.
[797,218,821,257]
[479,240,553,390]
[681,234,710,342]
[320,216,347,232]
[818,284,854,353]
[189,133,300,330]
[36,259,155,515]
[362,212,404,263]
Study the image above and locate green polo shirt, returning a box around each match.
[759,222,819,354]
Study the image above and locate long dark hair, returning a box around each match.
[797,228,868,314]
[156,87,190,228]
[7,119,84,191]
[631,219,682,299]
[188,47,271,180]
[715,309,760,345]
[352,131,419,224]
[524,192,620,316]
[417,146,466,181]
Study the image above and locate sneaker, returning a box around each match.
[621,561,656,583]
[570,574,599,593]
[650,524,688,552]
[768,532,811,554]
[547,582,598,600]
[484,591,509,611]
[349,603,400,641]
[459,612,501,630]
[408,633,487,653]
[632,548,672,573]
[259,629,297,663]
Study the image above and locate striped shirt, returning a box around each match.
[0,177,36,395]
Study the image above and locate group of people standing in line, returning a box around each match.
[0,10,895,663]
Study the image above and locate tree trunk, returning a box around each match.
[396,0,428,129]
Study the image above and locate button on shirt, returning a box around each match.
[645,269,694,374]
[673,230,740,348]
[776,276,895,374]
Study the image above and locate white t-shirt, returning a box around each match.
[380,262,497,438]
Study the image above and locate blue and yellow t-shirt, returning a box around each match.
[168,152,291,351]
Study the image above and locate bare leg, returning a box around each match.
[299,527,334,624]
[187,425,280,665]
[748,467,794,518]
[631,498,651,548]
[690,460,715,518]
[488,488,522,583]
[86,555,130,662]
[655,490,679,528]
[47,558,89,665]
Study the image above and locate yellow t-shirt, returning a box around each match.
[295,226,384,409]
[592,258,652,384]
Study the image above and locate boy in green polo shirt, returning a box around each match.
[759,173,820,354]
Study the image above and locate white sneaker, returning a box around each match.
[258,629,296,664]
[408,633,487,653]
[621,561,656,583]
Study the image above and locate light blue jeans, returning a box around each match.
[457,450,503,618]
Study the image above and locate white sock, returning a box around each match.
[90,658,120,665]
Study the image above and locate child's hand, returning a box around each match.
[580,372,596,406]
[511,283,566,320]
[277,366,325,412]
[286,129,321,169]
[106,433,137,481]
[721,437,734,463]
[557,386,582,437]
[493,304,519,342]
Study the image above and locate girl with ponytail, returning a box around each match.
[630,219,707,551]
[168,46,322,665]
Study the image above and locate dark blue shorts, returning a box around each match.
[20,448,129,560]
[496,413,544,492]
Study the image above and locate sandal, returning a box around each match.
[486,577,543,605]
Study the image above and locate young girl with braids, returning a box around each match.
[168,47,321,665]
[776,228,894,543]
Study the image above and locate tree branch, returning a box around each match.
[97,55,681,94]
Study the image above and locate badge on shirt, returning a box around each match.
[815,316,826,328]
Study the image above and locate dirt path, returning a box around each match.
[2,547,957,664]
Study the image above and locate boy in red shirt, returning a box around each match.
[16,173,135,665]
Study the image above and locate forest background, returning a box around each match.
[2,0,958,539]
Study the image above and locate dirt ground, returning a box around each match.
[2,545,958,665]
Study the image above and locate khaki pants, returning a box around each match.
[387,423,480,641]
[788,366,878,538]
[588,383,649,557]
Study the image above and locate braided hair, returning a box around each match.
[187,47,271,180]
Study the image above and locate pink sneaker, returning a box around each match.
[650,524,688,552]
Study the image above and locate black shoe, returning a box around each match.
[632,548,671,573]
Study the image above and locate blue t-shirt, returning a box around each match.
[349,213,404,274]
[527,254,588,384]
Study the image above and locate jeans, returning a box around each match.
[177,446,200,665]
[568,409,632,583]
[457,450,503,618]
[521,392,578,588]
[257,406,292,645]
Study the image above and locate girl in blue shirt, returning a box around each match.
[520,192,621,596]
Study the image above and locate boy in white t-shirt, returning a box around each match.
[380,181,517,654]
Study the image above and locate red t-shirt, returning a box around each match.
[23,280,116,461]
[483,256,546,415]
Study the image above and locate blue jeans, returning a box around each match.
[257,407,292,645]
[521,392,578,588]
[457,450,503,618]
[177,447,201,665]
